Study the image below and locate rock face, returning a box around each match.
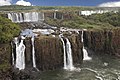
[11,33,83,79]
[68,34,83,64]
[35,36,63,70]
[0,44,12,80]
[33,34,83,71]
[84,28,120,57]
[24,38,33,68]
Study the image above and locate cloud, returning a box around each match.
[98,1,120,7]
[0,0,11,6]
[16,0,32,6]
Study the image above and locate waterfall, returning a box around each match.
[54,12,56,19]
[7,12,44,23]
[31,36,39,71]
[59,34,67,69]
[12,29,39,70]
[65,38,74,70]
[59,34,75,71]
[11,42,14,65]
[14,37,26,70]
[15,13,19,22]
[81,31,91,60]
[19,13,23,22]
[20,29,39,71]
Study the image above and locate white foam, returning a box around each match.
[33,29,55,35]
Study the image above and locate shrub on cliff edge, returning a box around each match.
[0,16,20,43]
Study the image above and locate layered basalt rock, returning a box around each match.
[24,38,33,68]
[35,36,63,70]
[33,34,83,71]
[111,29,120,57]
[84,28,120,57]
[68,34,83,64]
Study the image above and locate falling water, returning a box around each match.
[19,13,23,22]
[11,42,14,65]
[20,29,39,70]
[31,36,38,71]
[81,31,91,60]
[59,35,74,70]
[66,38,74,70]
[59,34,67,69]
[14,36,26,70]
[54,12,56,19]
[15,13,19,22]
[7,12,44,23]
[8,13,13,22]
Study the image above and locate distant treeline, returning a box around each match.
[0,5,120,12]
[45,11,120,29]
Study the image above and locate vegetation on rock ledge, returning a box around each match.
[45,11,120,30]
[0,15,20,43]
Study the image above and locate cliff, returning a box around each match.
[84,28,120,57]
[31,34,83,71]
[0,28,120,79]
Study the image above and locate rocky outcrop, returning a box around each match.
[68,34,83,63]
[84,28,120,57]
[32,34,83,71]
[24,38,33,68]
[35,36,63,70]
[12,33,83,79]
[44,11,76,20]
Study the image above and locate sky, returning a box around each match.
[1,0,120,7]
[11,0,120,6]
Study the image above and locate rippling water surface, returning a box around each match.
[34,53,120,80]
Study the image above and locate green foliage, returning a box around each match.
[45,12,114,29]
[0,16,20,43]
[0,5,120,12]
[87,12,120,27]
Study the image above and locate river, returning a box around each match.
[34,53,120,80]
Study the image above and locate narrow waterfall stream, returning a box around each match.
[65,38,74,70]
[81,30,91,60]
[14,36,26,70]
[59,34,75,71]
[59,34,67,69]
[11,42,15,65]
[31,36,39,71]
[31,36,36,68]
